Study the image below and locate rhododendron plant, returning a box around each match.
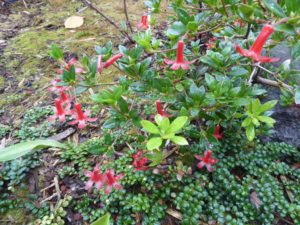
[164,40,195,70]
[156,100,172,118]
[97,53,123,73]
[68,103,97,129]
[213,124,223,141]
[235,24,280,63]
[195,150,217,172]
[48,79,69,93]
[48,98,71,122]
[84,164,105,191]
[137,15,149,30]
[103,169,124,194]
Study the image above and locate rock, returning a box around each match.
[260,44,300,148]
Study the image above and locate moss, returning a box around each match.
[0,76,4,89]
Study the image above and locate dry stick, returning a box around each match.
[198,23,224,35]
[123,0,133,33]
[80,0,134,43]
[257,77,293,90]
[248,65,259,85]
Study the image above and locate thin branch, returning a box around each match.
[198,23,224,35]
[248,65,259,85]
[123,0,133,33]
[256,77,293,91]
[80,0,134,43]
[221,0,229,17]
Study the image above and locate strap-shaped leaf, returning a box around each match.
[0,140,66,162]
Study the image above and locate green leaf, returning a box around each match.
[246,125,255,141]
[285,0,300,15]
[176,8,191,25]
[295,86,300,104]
[241,117,252,127]
[160,117,170,131]
[186,21,198,32]
[166,116,188,133]
[91,213,110,225]
[146,137,162,150]
[238,4,254,20]
[154,114,164,126]
[166,21,186,37]
[262,0,286,18]
[291,41,300,60]
[141,120,160,134]
[258,116,276,125]
[0,140,66,162]
[146,151,165,166]
[170,136,189,145]
[228,66,249,76]
[259,100,277,113]
[49,44,63,60]
[118,97,129,113]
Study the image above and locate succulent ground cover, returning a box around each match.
[0,0,300,224]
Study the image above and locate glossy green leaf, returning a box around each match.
[0,140,66,162]
[91,213,110,225]
[238,4,254,20]
[170,136,189,145]
[246,125,255,141]
[262,0,286,17]
[257,116,276,125]
[166,116,188,133]
[146,137,162,150]
[141,120,160,134]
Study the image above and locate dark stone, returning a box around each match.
[260,44,300,148]
[261,86,300,148]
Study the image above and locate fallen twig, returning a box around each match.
[256,76,293,91]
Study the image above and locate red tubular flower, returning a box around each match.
[235,24,280,63]
[195,150,217,172]
[48,98,70,122]
[103,169,124,194]
[103,53,123,68]
[48,79,69,93]
[156,100,172,117]
[68,103,97,129]
[164,40,195,70]
[132,151,148,171]
[213,124,223,141]
[137,15,149,30]
[84,164,105,191]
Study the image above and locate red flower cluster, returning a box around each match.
[132,151,148,171]
[195,150,217,172]
[235,24,280,63]
[48,81,96,129]
[84,166,124,194]
[156,100,172,117]
[164,40,196,70]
